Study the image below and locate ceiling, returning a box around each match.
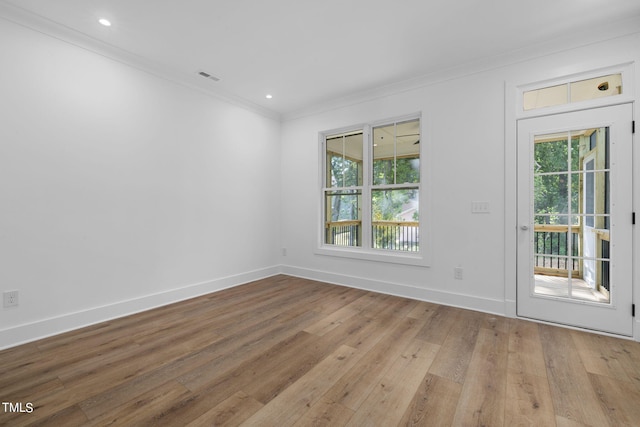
[2,0,640,118]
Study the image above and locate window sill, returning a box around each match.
[315,245,430,267]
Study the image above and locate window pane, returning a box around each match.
[523,74,622,111]
[371,188,419,251]
[326,132,363,187]
[326,190,361,222]
[396,157,420,184]
[320,116,422,257]
[373,119,420,185]
[523,84,567,110]
[324,190,362,247]
[372,157,394,186]
[570,74,622,103]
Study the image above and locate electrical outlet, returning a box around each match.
[3,290,19,308]
[454,267,463,280]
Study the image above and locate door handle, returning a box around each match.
[520,225,529,230]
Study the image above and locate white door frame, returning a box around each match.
[504,62,637,340]
[516,104,633,336]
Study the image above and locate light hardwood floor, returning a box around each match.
[1,275,639,426]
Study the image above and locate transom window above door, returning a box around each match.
[523,73,623,111]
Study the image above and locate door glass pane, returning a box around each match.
[570,136,580,171]
[534,136,569,173]
[584,160,595,227]
[570,173,580,215]
[534,174,568,215]
[532,128,610,304]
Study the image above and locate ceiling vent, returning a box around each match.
[197,70,220,82]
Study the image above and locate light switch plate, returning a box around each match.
[471,201,490,213]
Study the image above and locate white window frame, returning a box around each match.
[516,63,635,119]
[316,112,430,266]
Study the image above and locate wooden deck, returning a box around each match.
[535,274,610,303]
[1,275,639,426]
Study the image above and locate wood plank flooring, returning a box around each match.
[1,275,639,426]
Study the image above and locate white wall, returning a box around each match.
[280,70,508,314]
[2,16,639,350]
[280,32,640,334]
[0,19,282,349]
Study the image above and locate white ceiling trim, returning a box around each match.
[0,1,282,121]
[3,1,640,124]
[282,14,640,122]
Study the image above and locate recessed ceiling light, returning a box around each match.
[98,18,112,27]
[265,94,273,99]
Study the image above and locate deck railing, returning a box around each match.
[533,224,579,277]
[372,221,419,252]
[597,230,611,292]
[325,220,419,252]
[325,220,361,247]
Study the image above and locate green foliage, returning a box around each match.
[327,141,421,250]
[329,155,361,187]
[371,188,418,250]
[373,157,419,185]
[328,192,360,222]
[372,189,416,221]
[534,138,579,224]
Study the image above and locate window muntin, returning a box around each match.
[322,117,421,254]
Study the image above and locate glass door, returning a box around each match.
[517,104,633,335]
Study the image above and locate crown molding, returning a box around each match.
[0,1,282,121]
[282,14,640,122]
[3,1,638,124]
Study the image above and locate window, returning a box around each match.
[321,115,423,262]
[371,120,420,251]
[324,130,364,247]
[523,73,622,111]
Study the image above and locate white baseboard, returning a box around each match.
[0,266,281,350]
[281,265,506,316]
[4,266,634,349]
